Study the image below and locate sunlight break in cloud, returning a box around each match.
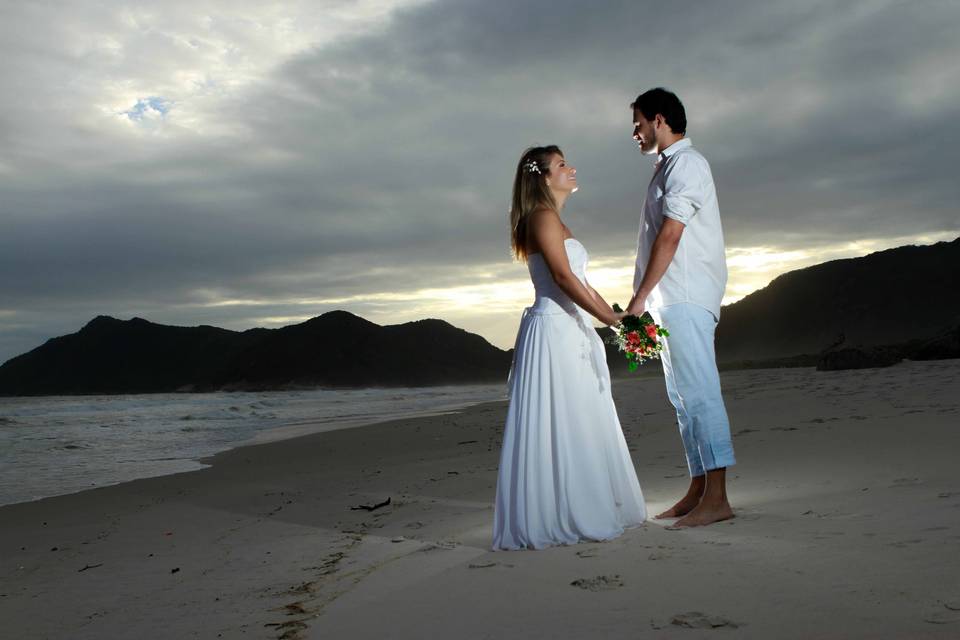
[88,0,430,137]
[119,96,172,128]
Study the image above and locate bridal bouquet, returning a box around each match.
[608,304,669,371]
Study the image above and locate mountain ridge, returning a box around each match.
[716,238,960,362]
[1,237,957,395]
[0,311,512,395]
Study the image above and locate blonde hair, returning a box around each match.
[509,145,563,261]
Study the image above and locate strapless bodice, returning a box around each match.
[527,238,589,315]
[511,236,610,392]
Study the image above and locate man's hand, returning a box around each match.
[607,304,628,326]
[625,295,646,317]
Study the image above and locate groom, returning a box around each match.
[626,87,736,527]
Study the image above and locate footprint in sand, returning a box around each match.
[468,561,514,569]
[924,599,960,624]
[812,532,846,540]
[416,541,459,553]
[667,611,741,629]
[264,619,309,637]
[889,477,921,488]
[886,539,923,548]
[576,548,600,558]
[286,581,318,595]
[570,575,623,591]
[801,509,836,518]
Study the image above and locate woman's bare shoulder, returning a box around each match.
[525,208,564,255]
[528,207,561,229]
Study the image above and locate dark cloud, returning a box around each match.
[1,0,958,362]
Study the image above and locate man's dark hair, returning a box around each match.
[631,87,686,135]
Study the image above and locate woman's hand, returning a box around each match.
[606,310,627,327]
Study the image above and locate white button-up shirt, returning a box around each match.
[633,138,728,319]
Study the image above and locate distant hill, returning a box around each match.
[0,311,512,396]
[716,237,960,363]
[3,238,957,394]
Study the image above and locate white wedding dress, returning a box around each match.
[492,238,646,550]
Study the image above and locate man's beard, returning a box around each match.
[642,131,658,154]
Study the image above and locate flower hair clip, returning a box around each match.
[523,159,541,175]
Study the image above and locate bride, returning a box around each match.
[492,145,647,550]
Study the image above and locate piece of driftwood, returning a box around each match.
[350,497,391,511]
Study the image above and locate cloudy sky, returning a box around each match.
[1,0,958,364]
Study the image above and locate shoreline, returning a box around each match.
[0,395,512,509]
[2,361,959,639]
[0,386,506,509]
[0,399,510,513]
[0,380,510,399]
[0,402,504,511]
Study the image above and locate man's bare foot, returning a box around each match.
[656,475,706,519]
[670,501,735,528]
[655,497,701,519]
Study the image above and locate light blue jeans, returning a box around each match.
[651,303,736,477]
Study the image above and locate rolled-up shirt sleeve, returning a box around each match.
[662,154,705,224]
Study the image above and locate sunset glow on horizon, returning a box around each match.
[153,231,958,351]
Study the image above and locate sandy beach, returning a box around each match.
[2,359,959,639]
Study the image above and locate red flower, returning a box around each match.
[627,331,642,345]
[645,324,658,339]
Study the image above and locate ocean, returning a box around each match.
[0,384,506,507]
